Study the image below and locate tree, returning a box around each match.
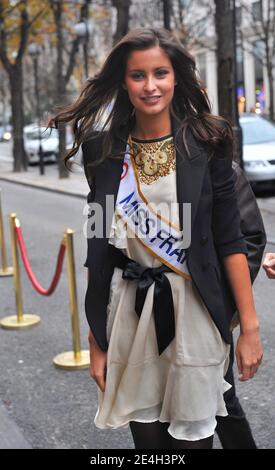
[112,0,130,44]
[49,0,87,178]
[215,0,243,165]
[163,0,171,30]
[0,0,50,171]
[0,65,10,124]
[0,0,44,171]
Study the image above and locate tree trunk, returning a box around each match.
[266,58,275,121]
[51,0,82,178]
[0,1,29,172]
[58,123,67,177]
[9,66,27,172]
[112,0,130,44]
[56,2,68,179]
[215,0,243,166]
[215,0,234,120]
[163,0,171,30]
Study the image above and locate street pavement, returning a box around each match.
[0,153,87,198]
[0,144,274,449]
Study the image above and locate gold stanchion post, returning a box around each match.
[0,213,40,329]
[53,229,89,370]
[0,189,13,276]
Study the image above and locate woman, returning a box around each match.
[51,28,263,449]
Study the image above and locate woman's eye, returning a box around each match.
[131,73,144,79]
[156,70,168,77]
[130,70,168,80]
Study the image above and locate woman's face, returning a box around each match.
[124,46,176,117]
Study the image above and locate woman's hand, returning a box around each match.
[88,329,107,392]
[235,326,263,381]
[262,252,275,279]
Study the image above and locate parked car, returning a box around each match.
[24,125,74,165]
[24,125,59,164]
[240,114,275,185]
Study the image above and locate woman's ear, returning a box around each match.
[122,83,127,90]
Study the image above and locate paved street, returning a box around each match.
[0,180,134,449]
[0,143,274,449]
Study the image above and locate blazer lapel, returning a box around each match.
[94,127,128,239]
[172,115,208,232]
[96,116,208,237]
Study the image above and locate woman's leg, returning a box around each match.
[129,421,172,449]
[165,433,214,449]
[129,420,213,449]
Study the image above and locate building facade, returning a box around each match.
[191,0,275,116]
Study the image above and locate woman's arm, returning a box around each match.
[223,253,263,381]
[83,140,108,392]
[209,137,263,382]
[87,269,107,393]
[88,326,107,393]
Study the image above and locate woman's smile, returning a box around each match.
[140,95,162,105]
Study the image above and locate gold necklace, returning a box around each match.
[130,135,176,185]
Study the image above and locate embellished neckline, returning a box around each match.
[131,133,173,144]
[130,134,176,185]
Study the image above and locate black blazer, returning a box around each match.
[232,161,266,283]
[83,115,248,352]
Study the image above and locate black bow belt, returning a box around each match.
[109,245,175,355]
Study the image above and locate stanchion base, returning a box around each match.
[0,314,40,329]
[0,266,14,277]
[53,350,90,370]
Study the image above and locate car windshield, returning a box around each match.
[25,128,58,140]
[240,118,275,145]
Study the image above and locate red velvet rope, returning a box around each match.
[15,226,66,296]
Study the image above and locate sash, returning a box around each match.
[113,138,191,280]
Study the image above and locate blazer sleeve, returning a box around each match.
[233,161,266,282]
[209,141,248,259]
[82,140,96,268]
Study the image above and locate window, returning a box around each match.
[236,45,245,112]
[179,0,191,8]
[236,6,242,27]
[254,40,265,112]
[240,118,275,145]
[252,1,262,21]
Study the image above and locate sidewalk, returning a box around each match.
[0,160,88,199]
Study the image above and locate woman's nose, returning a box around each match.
[143,76,157,92]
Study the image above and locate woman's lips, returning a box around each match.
[141,96,161,105]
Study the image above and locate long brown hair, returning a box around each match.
[49,27,233,169]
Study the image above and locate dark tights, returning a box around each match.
[129,421,213,449]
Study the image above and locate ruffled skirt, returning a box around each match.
[94,267,231,441]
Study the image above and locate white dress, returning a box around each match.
[93,135,231,441]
